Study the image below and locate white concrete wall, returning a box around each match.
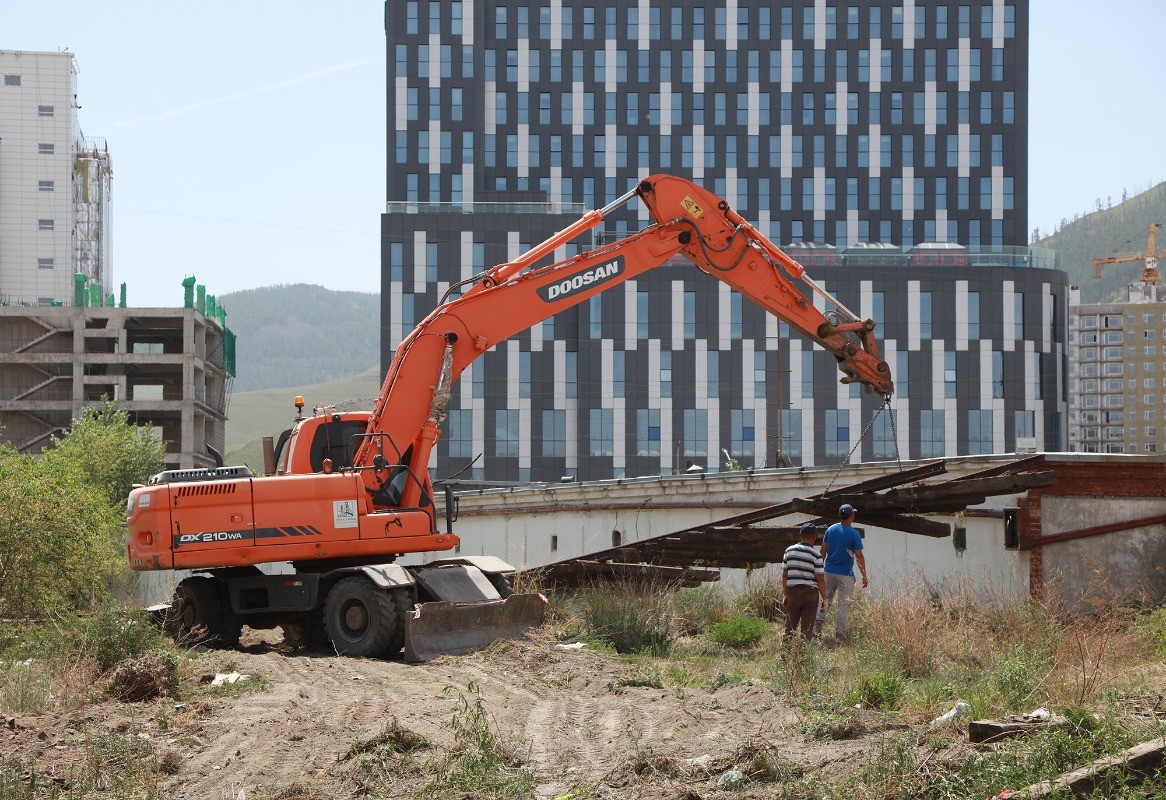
[427,455,1033,603]
[1041,494,1166,610]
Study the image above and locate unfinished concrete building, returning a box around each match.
[0,304,232,469]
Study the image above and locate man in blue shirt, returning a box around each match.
[815,503,868,641]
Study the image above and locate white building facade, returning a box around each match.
[0,50,111,307]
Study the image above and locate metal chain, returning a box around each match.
[886,395,903,474]
[822,394,891,496]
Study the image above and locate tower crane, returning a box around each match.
[1091,222,1164,285]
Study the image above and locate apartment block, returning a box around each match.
[1068,286,1166,455]
[0,50,111,307]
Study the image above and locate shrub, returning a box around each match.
[707,614,769,649]
[853,669,905,710]
[70,605,171,673]
[672,585,730,635]
[0,450,123,617]
[574,582,674,656]
[0,402,164,618]
[737,573,785,621]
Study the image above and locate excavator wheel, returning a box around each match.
[281,615,329,651]
[167,576,229,647]
[324,576,405,658]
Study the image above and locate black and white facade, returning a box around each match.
[383,0,1062,482]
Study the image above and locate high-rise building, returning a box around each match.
[384,1,1061,481]
[0,50,111,307]
[1067,285,1166,455]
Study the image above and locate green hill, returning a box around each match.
[225,366,382,472]
[1037,182,1166,303]
[219,284,380,393]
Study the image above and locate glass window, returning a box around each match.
[968,410,994,455]
[589,408,613,456]
[637,408,661,457]
[920,409,945,457]
[683,409,709,458]
[447,410,473,458]
[825,409,849,459]
[494,410,519,458]
[801,351,814,398]
[730,409,755,459]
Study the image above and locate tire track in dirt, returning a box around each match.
[164,640,801,798]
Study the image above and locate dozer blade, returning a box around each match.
[403,593,547,663]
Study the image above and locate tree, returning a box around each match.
[0,446,123,617]
[42,400,166,508]
[0,402,166,617]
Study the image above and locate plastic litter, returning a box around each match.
[1024,707,1050,721]
[931,701,969,725]
[555,642,587,650]
[210,672,249,687]
[716,769,745,790]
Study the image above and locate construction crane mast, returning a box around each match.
[1091,222,1164,285]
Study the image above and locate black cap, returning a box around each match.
[799,522,818,537]
[839,503,857,517]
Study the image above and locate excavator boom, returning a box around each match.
[357,174,892,509]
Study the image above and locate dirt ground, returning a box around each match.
[0,630,908,800]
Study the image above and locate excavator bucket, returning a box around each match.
[402,593,547,663]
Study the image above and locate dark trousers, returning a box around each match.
[784,585,821,638]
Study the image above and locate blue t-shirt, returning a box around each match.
[822,522,863,576]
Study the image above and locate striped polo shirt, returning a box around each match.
[782,541,825,589]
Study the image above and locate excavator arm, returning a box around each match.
[359,174,893,510]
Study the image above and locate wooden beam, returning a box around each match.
[1011,736,1166,798]
[792,472,1057,516]
[856,511,951,538]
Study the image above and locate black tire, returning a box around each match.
[487,573,515,599]
[281,615,328,650]
[167,577,226,646]
[384,587,416,657]
[324,577,401,658]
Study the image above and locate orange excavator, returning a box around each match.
[126,174,893,661]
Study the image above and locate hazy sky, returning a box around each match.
[5,1,1163,307]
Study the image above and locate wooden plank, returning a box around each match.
[968,714,1068,744]
[856,512,951,538]
[1013,736,1166,798]
[791,472,1056,516]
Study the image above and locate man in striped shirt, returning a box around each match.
[782,522,827,638]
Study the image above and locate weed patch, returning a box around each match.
[707,614,769,649]
[423,682,534,798]
[573,582,674,655]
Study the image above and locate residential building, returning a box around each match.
[1067,285,1166,455]
[383,1,1053,481]
[0,50,111,307]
